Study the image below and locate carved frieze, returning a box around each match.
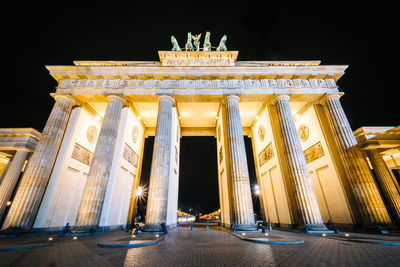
[304,142,324,164]
[123,143,138,167]
[59,78,337,89]
[71,143,93,166]
[258,142,274,167]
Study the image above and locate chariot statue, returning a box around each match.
[216,35,228,51]
[203,32,212,52]
[170,32,228,52]
[170,36,181,51]
[185,32,194,51]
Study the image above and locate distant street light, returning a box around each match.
[136,186,143,197]
[253,184,260,196]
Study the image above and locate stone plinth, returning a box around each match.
[158,51,238,66]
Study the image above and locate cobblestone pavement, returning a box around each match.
[1,226,400,266]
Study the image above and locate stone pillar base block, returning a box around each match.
[143,224,162,232]
[306,223,329,232]
[236,224,258,231]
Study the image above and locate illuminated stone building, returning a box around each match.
[0,49,399,233]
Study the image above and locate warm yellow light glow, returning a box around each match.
[322,233,326,237]
[95,115,101,121]
[73,236,78,240]
[216,116,219,119]
[242,233,246,236]
[265,233,269,236]
[155,234,159,237]
[345,233,350,237]
[48,237,53,241]
[132,235,136,238]
[255,189,260,195]
[255,115,259,120]
[295,114,300,120]
[6,201,12,206]
[138,116,141,120]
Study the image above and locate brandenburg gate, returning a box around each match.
[0,33,398,233]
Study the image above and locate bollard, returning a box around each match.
[268,219,272,231]
[191,221,193,232]
[207,220,209,232]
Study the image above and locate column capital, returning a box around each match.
[158,95,175,105]
[51,93,77,106]
[106,95,126,105]
[270,94,290,105]
[319,94,341,105]
[223,95,240,104]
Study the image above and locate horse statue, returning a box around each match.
[185,32,194,51]
[216,35,228,51]
[171,36,181,51]
[192,33,201,51]
[203,31,212,51]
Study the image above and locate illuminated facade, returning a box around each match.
[0,50,399,232]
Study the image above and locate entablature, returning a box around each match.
[46,65,347,82]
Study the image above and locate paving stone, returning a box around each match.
[0,227,399,266]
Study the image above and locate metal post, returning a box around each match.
[191,221,193,232]
[207,220,209,232]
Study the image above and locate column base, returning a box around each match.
[0,226,33,236]
[143,223,163,232]
[73,225,98,234]
[305,223,334,234]
[235,223,258,232]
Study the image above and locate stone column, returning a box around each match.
[144,95,174,232]
[224,95,256,231]
[321,94,391,225]
[0,150,29,220]
[367,149,400,223]
[273,95,327,231]
[75,95,125,230]
[2,94,76,230]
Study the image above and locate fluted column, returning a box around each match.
[144,95,174,232]
[224,95,256,231]
[75,95,125,229]
[273,95,327,230]
[0,150,28,220]
[367,149,400,223]
[321,94,391,225]
[2,94,76,230]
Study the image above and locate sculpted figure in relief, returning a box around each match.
[185,32,194,51]
[171,36,181,51]
[203,31,212,51]
[216,35,227,51]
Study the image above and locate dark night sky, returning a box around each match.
[1,2,397,214]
